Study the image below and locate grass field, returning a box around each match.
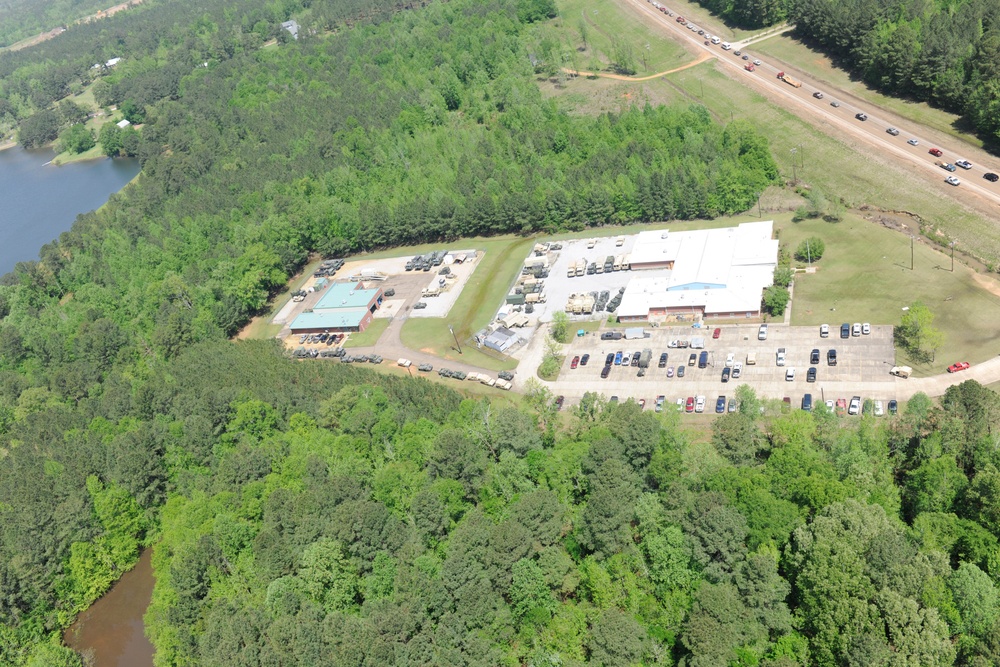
[343,319,390,348]
[749,35,981,149]
[400,318,518,371]
[778,212,1000,374]
[544,0,693,76]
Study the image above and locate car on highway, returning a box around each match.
[849,396,861,415]
[698,29,705,35]
[813,91,824,99]
[830,100,841,107]
[570,356,579,369]
[713,327,721,339]
[580,354,590,366]
[716,396,726,413]
[948,361,970,373]
[946,175,961,186]
[855,112,868,121]
[721,41,732,50]
[685,397,694,413]
[985,173,1000,182]
[753,59,761,65]
[929,147,943,156]
[939,162,957,172]
[886,127,900,136]
[711,36,720,44]
[955,159,973,169]
[907,138,919,146]
[742,54,749,60]
[676,15,685,22]
[734,50,742,56]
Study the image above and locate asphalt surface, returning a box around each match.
[618,0,1000,210]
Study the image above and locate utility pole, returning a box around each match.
[910,236,914,271]
[790,148,797,183]
[806,239,812,265]
[756,192,762,218]
[951,242,955,272]
[449,325,463,354]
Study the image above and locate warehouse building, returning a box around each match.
[617,221,778,321]
[289,282,382,334]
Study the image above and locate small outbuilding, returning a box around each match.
[116,119,131,129]
[281,20,300,39]
[481,327,521,353]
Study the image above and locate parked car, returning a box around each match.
[721,367,731,382]
[810,349,820,365]
[758,324,768,340]
[605,353,615,365]
[841,323,850,338]
[728,398,737,412]
[698,351,709,368]
[689,353,697,366]
[852,323,862,337]
[802,394,813,411]
[601,365,611,378]
[732,362,742,378]
[828,349,838,365]
[786,368,795,381]
[862,323,871,335]
[685,397,695,413]
[631,351,641,366]
[716,396,726,413]
[570,356,580,369]
[888,399,898,415]
[677,365,686,377]
[874,400,884,416]
[820,323,829,337]
[807,367,817,382]
[695,396,706,413]
[638,398,646,410]
[580,354,590,366]
[614,351,623,365]
[655,395,665,413]
[948,361,970,373]
[725,353,735,367]
[666,366,675,378]
[849,396,861,415]
[713,327,721,339]
[659,352,668,368]
[836,398,847,416]
[554,396,564,410]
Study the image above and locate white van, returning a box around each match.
[746,351,757,365]
[721,42,732,50]
[711,36,720,44]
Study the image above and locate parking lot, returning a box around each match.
[546,322,902,409]
[519,234,639,323]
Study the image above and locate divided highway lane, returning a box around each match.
[620,0,1000,209]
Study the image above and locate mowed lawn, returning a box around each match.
[551,0,693,75]
[780,214,1000,374]
[343,318,390,348]
[399,236,534,371]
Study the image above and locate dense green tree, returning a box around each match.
[58,124,95,154]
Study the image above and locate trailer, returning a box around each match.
[776,71,802,88]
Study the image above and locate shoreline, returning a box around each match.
[0,140,16,152]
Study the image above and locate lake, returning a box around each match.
[0,146,140,275]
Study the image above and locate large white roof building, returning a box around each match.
[618,221,779,321]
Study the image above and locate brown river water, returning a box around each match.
[63,548,156,666]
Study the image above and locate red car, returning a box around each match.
[836,398,847,417]
[570,356,580,369]
[676,16,685,22]
[929,148,943,157]
[712,328,721,339]
[685,397,695,413]
[948,361,970,373]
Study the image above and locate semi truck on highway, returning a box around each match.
[776,72,802,88]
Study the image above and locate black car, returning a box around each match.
[828,349,838,365]
[807,367,817,382]
[601,332,615,340]
[810,349,820,364]
[383,288,396,297]
[555,396,564,410]
[855,112,868,121]
[734,50,742,56]
[841,323,850,338]
[721,367,731,382]
[985,173,1000,182]
[606,353,615,366]
[580,354,590,366]
[888,399,898,415]
[689,353,697,366]
[677,365,686,378]
[601,365,611,379]
[631,352,641,367]
[802,394,813,411]
[658,352,668,368]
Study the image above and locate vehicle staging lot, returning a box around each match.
[547,323,899,405]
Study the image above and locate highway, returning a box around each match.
[619,0,1000,210]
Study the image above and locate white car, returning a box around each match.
[946,175,961,186]
[849,396,861,415]
[907,138,919,146]
[732,362,743,378]
[862,322,871,335]
[820,324,829,337]
[852,323,862,337]
[874,400,884,416]
[725,353,735,367]
[955,159,973,169]
[785,368,795,381]
[758,324,768,340]
[695,396,706,413]
[825,399,835,411]
[676,398,685,411]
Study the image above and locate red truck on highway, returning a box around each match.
[776,71,802,88]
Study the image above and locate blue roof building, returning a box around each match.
[290,282,382,333]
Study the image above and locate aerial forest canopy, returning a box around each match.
[3,0,999,664]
